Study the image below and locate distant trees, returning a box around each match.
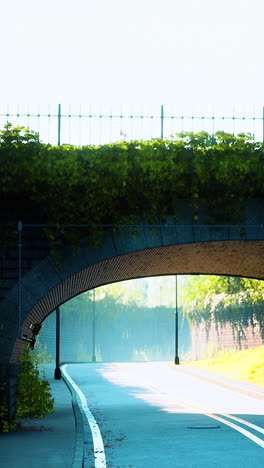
[181,275,264,328]
[38,286,191,362]
[60,274,264,330]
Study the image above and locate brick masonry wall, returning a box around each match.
[191,315,263,360]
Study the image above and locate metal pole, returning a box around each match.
[58,104,61,146]
[54,307,61,379]
[92,289,96,362]
[174,275,180,365]
[263,107,264,144]
[18,221,23,337]
[161,105,164,139]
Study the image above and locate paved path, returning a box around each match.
[66,362,264,468]
[0,363,75,468]
[0,361,263,467]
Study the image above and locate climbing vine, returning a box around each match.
[16,344,54,419]
[181,275,264,340]
[0,383,10,432]
[0,344,54,432]
[1,123,264,248]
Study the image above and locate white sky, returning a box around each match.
[2,2,262,293]
[1,0,264,112]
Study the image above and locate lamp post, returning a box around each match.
[92,289,96,362]
[54,307,61,379]
[174,275,180,365]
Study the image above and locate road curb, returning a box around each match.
[61,367,84,468]
[170,363,264,401]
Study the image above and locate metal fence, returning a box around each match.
[0,104,264,146]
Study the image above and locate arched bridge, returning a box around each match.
[2,126,264,424]
[1,199,264,369]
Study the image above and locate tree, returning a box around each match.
[181,274,264,325]
[0,122,40,145]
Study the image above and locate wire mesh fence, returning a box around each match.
[0,104,263,146]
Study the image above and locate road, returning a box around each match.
[64,362,264,468]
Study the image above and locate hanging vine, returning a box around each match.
[1,123,264,250]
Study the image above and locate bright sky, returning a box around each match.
[1,0,264,113]
[3,1,262,298]
[96,275,187,308]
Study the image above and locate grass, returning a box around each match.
[184,345,264,389]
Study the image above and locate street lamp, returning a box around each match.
[92,289,96,362]
[54,307,61,379]
[174,275,180,365]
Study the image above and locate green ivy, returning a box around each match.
[181,275,264,336]
[30,340,54,366]
[16,345,54,419]
[0,344,54,432]
[0,383,20,432]
[1,123,264,250]
[0,383,10,432]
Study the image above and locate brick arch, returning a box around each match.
[1,199,264,363]
[7,238,264,363]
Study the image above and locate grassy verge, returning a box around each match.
[185,345,264,389]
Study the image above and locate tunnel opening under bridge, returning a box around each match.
[7,238,264,365]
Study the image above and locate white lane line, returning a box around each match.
[204,413,264,449]
[109,365,264,449]
[154,388,264,449]
[61,364,106,468]
[148,386,264,448]
[165,389,264,439]
[221,414,264,436]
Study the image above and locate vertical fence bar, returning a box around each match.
[161,105,164,139]
[174,275,180,365]
[92,289,96,362]
[1,105,263,143]
[263,107,264,143]
[58,104,61,146]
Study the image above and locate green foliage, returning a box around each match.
[0,121,40,145]
[181,274,264,330]
[30,340,54,365]
[53,290,191,362]
[16,345,54,418]
[0,342,54,432]
[186,345,264,388]
[0,383,21,432]
[0,383,10,432]
[1,124,264,251]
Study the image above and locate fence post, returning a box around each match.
[263,107,264,143]
[58,104,61,146]
[92,289,96,362]
[174,275,180,365]
[161,105,164,139]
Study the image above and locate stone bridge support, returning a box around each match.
[1,200,264,419]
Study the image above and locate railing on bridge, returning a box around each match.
[0,104,264,146]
